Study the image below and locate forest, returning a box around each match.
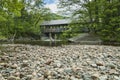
[0,0,65,41]
[0,0,120,43]
[60,0,120,42]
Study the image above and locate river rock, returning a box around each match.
[99,66,106,70]
[10,64,18,69]
[64,68,73,74]
[26,75,33,80]
[70,76,79,80]
[58,68,64,73]
[0,44,120,80]
[21,63,29,67]
[91,64,97,68]
[82,74,92,80]
[113,76,120,80]
[0,74,5,80]
[99,75,108,80]
[13,72,20,77]
[7,76,20,80]
[109,69,118,75]
[107,63,116,69]
[91,73,100,79]
[96,61,104,66]
[45,59,53,65]
[0,63,9,68]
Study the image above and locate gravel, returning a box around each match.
[0,44,120,80]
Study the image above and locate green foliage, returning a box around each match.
[0,32,7,39]
[59,0,120,42]
[0,15,7,22]
[0,0,54,40]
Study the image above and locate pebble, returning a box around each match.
[96,61,104,66]
[99,75,108,80]
[64,68,73,73]
[70,76,79,80]
[45,59,53,65]
[82,74,91,80]
[0,44,120,79]
[91,63,97,68]
[107,63,116,69]
[91,73,99,79]
[99,66,106,70]
[0,74,5,80]
[7,76,20,80]
[10,64,18,69]
[109,69,118,75]
[26,75,33,80]
[113,76,120,80]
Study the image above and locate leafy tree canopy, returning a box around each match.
[59,0,120,42]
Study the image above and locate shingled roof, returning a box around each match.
[41,19,71,26]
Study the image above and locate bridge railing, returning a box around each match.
[42,28,67,33]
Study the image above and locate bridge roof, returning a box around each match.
[41,19,71,26]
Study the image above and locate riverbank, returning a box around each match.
[0,44,120,80]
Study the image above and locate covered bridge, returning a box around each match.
[40,19,71,40]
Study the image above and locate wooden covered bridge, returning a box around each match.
[40,19,71,40]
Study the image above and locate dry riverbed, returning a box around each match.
[0,44,120,80]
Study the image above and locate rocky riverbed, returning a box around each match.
[0,44,120,80]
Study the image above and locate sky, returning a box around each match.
[43,0,71,17]
[44,0,55,4]
[44,0,59,13]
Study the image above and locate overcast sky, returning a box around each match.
[43,0,72,17]
[44,0,59,13]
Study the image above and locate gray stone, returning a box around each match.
[0,74,5,80]
[64,75,70,80]
[56,62,62,68]
[109,69,118,75]
[99,75,108,80]
[20,73,25,78]
[96,61,104,66]
[70,76,79,80]
[7,76,20,80]
[0,63,9,67]
[113,76,120,80]
[82,62,88,66]
[91,64,97,68]
[45,59,53,65]
[57,68,64,73]
[91,73,100,80]
[38,76,44,80]
[64,68,73,74]
[13,72,20,77]
[107,63,116,69]
[37,73,42,77]
[99,66,106,70]
[26,75,33,80]
[21,63,29,67]
[10,64,18,69]
[47,75,52,79]
[82,74,92,80]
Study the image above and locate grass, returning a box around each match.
[0,35,7,40]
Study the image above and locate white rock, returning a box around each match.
[99,75,108,80]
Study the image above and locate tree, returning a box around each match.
[0,0,24,40]
[0,0,52,40]
[59,0,120,42]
